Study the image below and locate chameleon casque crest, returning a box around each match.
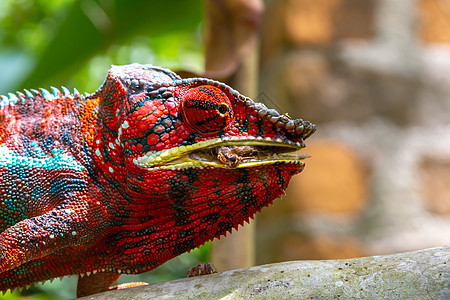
[0,64,315,296]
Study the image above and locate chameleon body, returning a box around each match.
[0,64,315,296]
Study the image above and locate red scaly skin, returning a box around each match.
[0,64,315,296]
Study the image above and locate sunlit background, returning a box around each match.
[1,0,450,299]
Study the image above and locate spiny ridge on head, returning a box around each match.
[0,86,82,109]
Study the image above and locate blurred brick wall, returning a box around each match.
[256,0,450,264]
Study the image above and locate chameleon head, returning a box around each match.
[129,82,315,171]
[93,64,315,252]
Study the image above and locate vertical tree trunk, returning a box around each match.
[203,0,264,271]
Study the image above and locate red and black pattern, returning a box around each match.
[180,85,234,134]
[0,64,315,296]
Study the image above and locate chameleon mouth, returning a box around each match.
[134,137,309,170]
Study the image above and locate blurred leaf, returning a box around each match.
[0,51,32,93]
[19,0,202,90]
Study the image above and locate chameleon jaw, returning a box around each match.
[133,137,309,171]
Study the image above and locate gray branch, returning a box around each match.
[82,245,449,299]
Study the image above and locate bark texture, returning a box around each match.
[81,245,449,299]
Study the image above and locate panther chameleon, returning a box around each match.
[0,64,315,297]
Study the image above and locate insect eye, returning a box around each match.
[180,85,234,134]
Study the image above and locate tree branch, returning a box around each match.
[81,245,449,299]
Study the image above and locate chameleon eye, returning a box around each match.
[180,85,234,134]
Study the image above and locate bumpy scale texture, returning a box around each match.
[0,64,315,296]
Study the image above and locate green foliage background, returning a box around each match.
[0,0,210,299]
[0,0,204,94]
